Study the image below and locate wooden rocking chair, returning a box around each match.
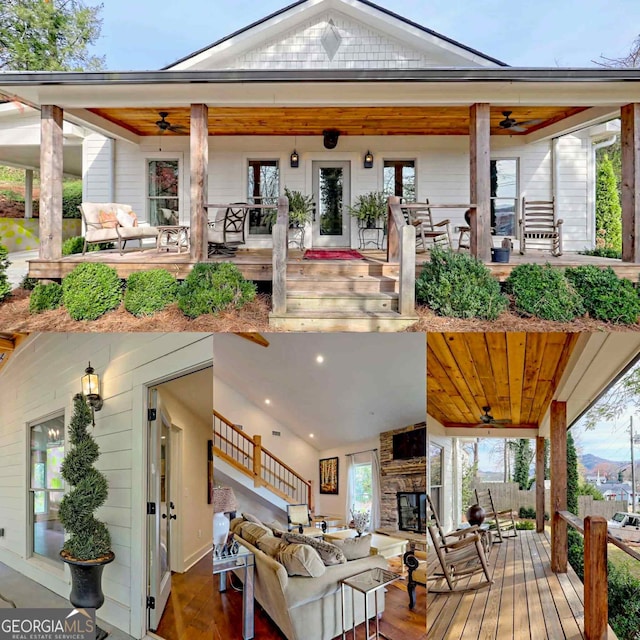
[519,197,563,256]
[405,200,452,252]
[474,488,517,543]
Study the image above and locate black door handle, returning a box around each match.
[162,513,167,519]
[169,514,177,520]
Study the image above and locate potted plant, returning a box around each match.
[284,187,314,228]
[348,191,387,229]
[59,393,114,640]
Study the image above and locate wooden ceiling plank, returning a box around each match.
[507,332,527,425]
[464,333,502,418]
[521,332,548,424]
[0,337,15,351]
[485,333,511,420]
[426,376,467,426]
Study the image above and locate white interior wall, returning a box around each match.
[157,386,213,573]
[111,133,590,249]
[0,332,212,640]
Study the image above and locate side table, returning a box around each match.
[340,567,400,640]
[213,546,255,640]
[157,225,190,253]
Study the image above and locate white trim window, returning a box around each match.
[147,158,180,226]
[28,413,65,563]
[247,159,279,236]
[429,442,444,519]
[383,159,416,202]
[491,158,519,237]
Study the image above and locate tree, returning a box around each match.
[584,361,640,428]
[544,439,550,480]
[0,244,11,303]
[0,1,105,71]
[513,439,533,490]
[567,432,579,516]
[595,154,622,252]
[594,34,640,68]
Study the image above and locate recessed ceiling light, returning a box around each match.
[309,433,314,438]
[316,355,324,364]
[265,399,271,405]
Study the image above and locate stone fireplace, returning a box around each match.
[379,422,427,532]
[397,491,427,533]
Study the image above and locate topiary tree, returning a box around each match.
[59,394,111,560]
[0,243,11,302]
[567,432,579,516]
[595,154,622,253]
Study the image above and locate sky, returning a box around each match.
[94,0,640,71]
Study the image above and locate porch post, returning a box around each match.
[39,105,64,260]
[536,436,545,533]
[190,103,208,262]
[469,103,491,262]
[621,103,640,263]
[584,515,608,640]
[24,169,33,219]
[550,400,567,573]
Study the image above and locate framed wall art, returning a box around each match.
[319,456,339,494]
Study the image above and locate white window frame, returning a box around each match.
[144,153,184,225]
[490,157,520,238]
[429,442,444,518]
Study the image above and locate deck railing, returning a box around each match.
[213,409,311,506]
[558,510,640,639]
[272,196,289,314]
[387,195,416,315]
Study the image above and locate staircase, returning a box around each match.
[213,410,311,507]
[269,259,418,332]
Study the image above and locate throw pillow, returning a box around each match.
[98,210,118,229]
[276,543,326,578]
[257,536,285,558]
[242,512,262,525]
[265,521,287,537]
[238,522,272,546]
[330,534,372,561]
[283,532,346,566]
[229,516,245,533]
[116,208,136,228]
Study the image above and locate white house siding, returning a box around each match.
[0,333,213,639]
[222,11,452,70]
[82,133,114,203]
[107,133,592,251]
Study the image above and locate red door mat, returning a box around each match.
[303,249,364,260]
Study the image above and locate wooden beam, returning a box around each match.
[584,515,608,640]
[469,103,491,262]
[621,104,640,263]
[550,400,567,573]
[39,105,63,261]
[190,103,208,262]
[271,196,289,315]
[0,337,15,351]
[536,436,545,533]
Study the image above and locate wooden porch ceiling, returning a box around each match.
[0,332,28,372]
[427,332,580,429]
[88,106,588,136]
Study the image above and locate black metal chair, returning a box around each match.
[208,203,248,256]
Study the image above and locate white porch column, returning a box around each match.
[24,169,33,219]
[190,103,208,262]
[469,103,491,262]
[39,105,64,260]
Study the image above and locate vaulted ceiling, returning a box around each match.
[427,332,580,429]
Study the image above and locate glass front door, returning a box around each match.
[312,161,351,247]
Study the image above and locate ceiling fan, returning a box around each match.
[473,406,512,428]
[498,111,543,133]
[155,111,187,134]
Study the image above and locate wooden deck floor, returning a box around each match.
[26,247,638,282]
[427,530,617,640]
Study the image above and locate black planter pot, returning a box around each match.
[62,551,115,640]
[467,504,486,527]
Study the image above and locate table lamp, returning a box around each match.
[213,487,237,546]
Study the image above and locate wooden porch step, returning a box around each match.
[287,260,398,278]
[286,274,398,293]
[268,310,418,332]
[286,291,399,312]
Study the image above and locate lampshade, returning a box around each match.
[212,487,237,514]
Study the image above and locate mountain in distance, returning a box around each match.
[581,453,628,472]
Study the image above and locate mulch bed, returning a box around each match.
[0,289,273,333]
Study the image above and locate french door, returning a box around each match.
[311,161,351,247]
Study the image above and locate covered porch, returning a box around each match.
[427,332,640,639]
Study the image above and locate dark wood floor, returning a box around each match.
[156,554,426,640]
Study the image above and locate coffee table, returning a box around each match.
[323,530,407,559]
[157,225,190,253]
[340,567,400,640]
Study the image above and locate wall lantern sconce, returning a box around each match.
[81,362,103,425]
[363,151,374,169]
[323,129,340,149]
[290,149,299,168]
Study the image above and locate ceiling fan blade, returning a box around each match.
[168,124,187,133]
[508,125,527,132]
[518,118,543,127]
[234,332,270,347]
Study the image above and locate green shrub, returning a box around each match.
[62,263,122,320]
[177,262,257,318]
[566,266,640,324]
[29,282,63,313]
[20,274,38,290]
[595,154,622,253]
[0,244,11,302]
[515,520,535,530]
[518,506,536,519]
[608,562,640,640]
[415,248,508,320]
[124,270,178,317]
[62,236,114,256]
[62,181,82,219]
[505,263,585,321]
[579,247,622,260]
